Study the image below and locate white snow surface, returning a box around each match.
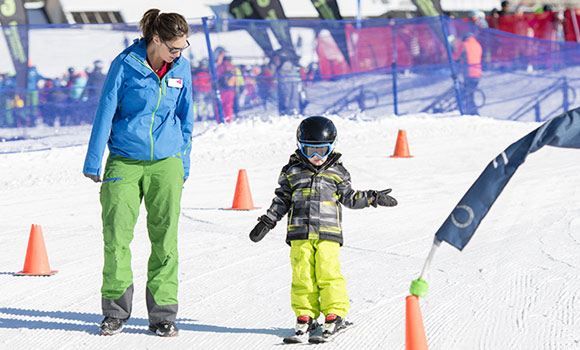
[1,113,580,349]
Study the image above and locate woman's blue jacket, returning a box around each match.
[83,38,194,179]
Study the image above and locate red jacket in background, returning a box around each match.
[193,71,211,93]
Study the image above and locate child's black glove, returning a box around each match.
[370,189,398,207]
[249,215,276,242]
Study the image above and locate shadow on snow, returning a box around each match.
[0,308,287,336]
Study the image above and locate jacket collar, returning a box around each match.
[123,38,182,77]
[294,150,342,173]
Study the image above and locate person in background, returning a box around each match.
[61,66,85,125]
[498,1,513,16]
[216,49,237,122]
[453,32,483,115]
[39,78,55,126]
[233,64,245,116]
[469,10,489,29]
[243,65,260,106]
[258,63,274,109]
[192,58,213,121]
[27,60,46,125]
[42,77,67,127]
[0,73,10,127]
[555,10,565,42]
[273,49,300,116]
[70,71,87,101]
[536,4,552,13]
[82,8,194,338]
[249,116,398,342]
[81,60,107,124]
[84,60,107,102]
[65,67,78,100]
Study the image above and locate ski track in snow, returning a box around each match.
[1,114,580,349]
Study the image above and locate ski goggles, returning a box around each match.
[298,142,334,159]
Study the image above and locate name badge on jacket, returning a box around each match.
[168,78,183,88]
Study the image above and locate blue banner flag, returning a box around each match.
[435,107,580,250]
[0,0,29,91]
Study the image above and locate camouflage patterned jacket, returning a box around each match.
[264,151,373,246]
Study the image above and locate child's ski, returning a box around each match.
[283,333,308,344]
[283,320,320,344]
[308,320,353,344]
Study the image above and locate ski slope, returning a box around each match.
[1,113,579,349]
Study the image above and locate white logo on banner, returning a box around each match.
[492,151,509,168]
[451,205,475,228]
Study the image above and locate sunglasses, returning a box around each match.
[298,142,334,159]
[163,39,190,54]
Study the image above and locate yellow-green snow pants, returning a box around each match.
[290,239,350,319]
[99,155,184,324]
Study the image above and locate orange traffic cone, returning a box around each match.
[15,224,58,276]
[405,295,428,350]
[226,169,260,210]
[390,129,413,158]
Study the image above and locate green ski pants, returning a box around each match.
[100,155,184,321]
[290,239,350,319]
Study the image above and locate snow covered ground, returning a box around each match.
[1,112,580,349]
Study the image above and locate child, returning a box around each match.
[249,116,397,342]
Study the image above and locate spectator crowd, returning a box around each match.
[0,2,576,128]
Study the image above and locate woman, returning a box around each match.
[82,9,194,337]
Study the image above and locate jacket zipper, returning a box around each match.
[129,53,177,161]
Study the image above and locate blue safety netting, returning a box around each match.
[2,16,580,149]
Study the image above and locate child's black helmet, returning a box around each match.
[296,116,337,144]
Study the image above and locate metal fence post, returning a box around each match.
[202,17,225,124]
[439,16,464,115]
[391,24,399,115]
[391,21,398,116]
